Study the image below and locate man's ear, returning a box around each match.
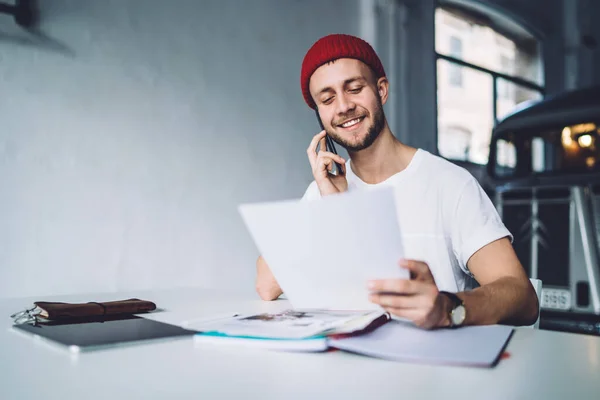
[377,77,389,105]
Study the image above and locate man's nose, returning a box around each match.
[336,93,356,116]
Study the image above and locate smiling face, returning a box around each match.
[309,58,388,152]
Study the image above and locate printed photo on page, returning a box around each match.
[197,309,387,339]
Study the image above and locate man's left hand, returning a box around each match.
[368,259,452,329]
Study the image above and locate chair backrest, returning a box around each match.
[529,278,542,329]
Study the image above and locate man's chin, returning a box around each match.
[344,131,383,152]
[336,140,370,153]
[332,130,364,144]
[331,134,369,151]
[346,142,371,152]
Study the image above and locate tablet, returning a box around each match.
[12,315,196,352]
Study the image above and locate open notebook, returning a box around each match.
[329,320,514,367]
[194,313,514,367]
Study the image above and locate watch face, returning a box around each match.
[451,305,466,326]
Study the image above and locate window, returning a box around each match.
[438,126,472,160]
[435,4,544,165]
[448,36,463,86]
[497,55,512,98]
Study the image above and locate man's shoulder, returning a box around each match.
[417,150,477,187]
[301,180,321,201]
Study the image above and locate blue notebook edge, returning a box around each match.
[197,331,327,341]
[193,331,331,352]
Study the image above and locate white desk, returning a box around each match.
[1,287,599,400]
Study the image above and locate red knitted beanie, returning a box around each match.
[300,34,386,109]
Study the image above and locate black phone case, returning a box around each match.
[315,110,344,176]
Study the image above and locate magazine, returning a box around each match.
[193,309,390,351]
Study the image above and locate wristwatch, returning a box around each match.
[439,291,466,328]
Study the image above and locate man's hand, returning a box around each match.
[367,259,451,329]
[307,130,348,196]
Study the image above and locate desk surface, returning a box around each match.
[2,287,600,400]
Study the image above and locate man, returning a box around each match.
[256,33,539,329]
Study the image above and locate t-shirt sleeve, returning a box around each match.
[451,175,513,276]
[301,181,321,201]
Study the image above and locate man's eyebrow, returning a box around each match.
[317,76,367,96]
[343,76,367,85]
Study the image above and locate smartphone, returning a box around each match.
[315,110,344,176]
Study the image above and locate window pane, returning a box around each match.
[449,36,462,57]
[532,137,545,172]
[438,126,471,160]
[497,138,516,168]
[435,7,542,85]
[496,79,543,121]
[448,63,463,87]
[437,59,493,164]
[495,138,516,177]
[448,35,463,87]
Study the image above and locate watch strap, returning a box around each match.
[439,291,463,307]
[439,291,465,328]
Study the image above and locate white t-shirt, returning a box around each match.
[301,149,512,292]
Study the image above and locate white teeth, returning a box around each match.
[341,118,361,128]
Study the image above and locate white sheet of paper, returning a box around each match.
[239,186,407,310]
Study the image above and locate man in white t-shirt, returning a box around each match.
[255,33,539,329]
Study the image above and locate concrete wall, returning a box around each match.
[0,0,359,299]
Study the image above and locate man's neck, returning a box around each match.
[348,124,418,184]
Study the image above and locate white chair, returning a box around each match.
[529,278,543,329]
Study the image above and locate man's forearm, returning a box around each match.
[457,276,539,326]
[255,256,283,301]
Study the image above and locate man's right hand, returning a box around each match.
[307,130,348,196]
[255,256,283,301]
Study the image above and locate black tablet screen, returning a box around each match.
[13,315,196,350]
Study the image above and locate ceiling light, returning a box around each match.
[578,134,593,148]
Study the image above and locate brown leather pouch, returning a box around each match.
[33,298,156,320]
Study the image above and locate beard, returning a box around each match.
[327,100,385,152]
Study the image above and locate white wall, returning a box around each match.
[0,0,360,299]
